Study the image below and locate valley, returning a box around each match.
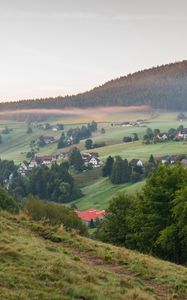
[1,109,187,210]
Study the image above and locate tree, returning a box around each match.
[111,156,130,184]
[148,154,155,165]
[27,127,33,134]
[69,147,84,172]
[38,136,46,147]
[168,128,177,140]
[133,133,139,141]
[153,129,160,136]
[88,121,97,132]
[97,164,187,265]
[133,164,187,262]
[95,194,134,246]
[58,132,67,148]
[0,186,19,213]
[177,124,183,132]
[123,136,132,143]
[85,139,93,150]
[102,156,114,177]
[146,128,154,139]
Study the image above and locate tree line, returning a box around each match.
[102,155,156,184]
[10,161,82,203]
[58,121,97,149]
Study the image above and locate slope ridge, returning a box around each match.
[0,212,187,300]
[1,61,187,111]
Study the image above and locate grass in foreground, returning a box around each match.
[1,211,186,300]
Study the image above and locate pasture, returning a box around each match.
[1,109,187,211]
[71,178,145,210]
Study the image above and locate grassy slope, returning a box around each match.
[93,140,187,161]
[72,177,144,210]
[0,212,187,300]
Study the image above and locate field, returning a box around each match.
[72,174,145,210]
[1,109,186,163]
[0,211,187,300]
[1,109,187,211]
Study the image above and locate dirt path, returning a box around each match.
[66,247,186,300]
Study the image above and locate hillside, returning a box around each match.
[1,61,187,111]
[0,211,187,300]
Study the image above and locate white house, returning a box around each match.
[177,129,187,140]
[18,163,28,176]
[28,160,38,170]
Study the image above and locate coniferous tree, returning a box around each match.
[85,139,93,150]
[102,156,114,177]
[69,147,84,172]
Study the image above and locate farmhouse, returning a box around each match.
[155,133,168,141]
[18,163,28,176]
[35,156,56,165]
[28,160,38,170]
[129,159,143,168]
[81,152,103,168]
[28,156,56,169]
[160,156,171,164]
[177,128,187,140]
[181,159,187,167]
[42,136,56,144]
[76,209,106,226]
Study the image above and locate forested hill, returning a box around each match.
[1,60,187,111]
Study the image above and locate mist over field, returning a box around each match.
[0,105,151,122]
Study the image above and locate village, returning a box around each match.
[17,150,104,177]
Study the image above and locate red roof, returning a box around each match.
[76,209,106,222]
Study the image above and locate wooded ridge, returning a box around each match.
[1,60,187,111]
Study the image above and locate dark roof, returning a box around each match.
[181,128,187,134]
[36,156,54,162]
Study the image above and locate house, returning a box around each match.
[155,133,168,141]
[28,156,56,169]
[35,156,56,166]
[181,159,187,167]
[42,136,56,144]
[28,159,38,170]
[177,128,187,140]
[122,122,132,128]
[81,152,103,168]
[89,157,102,168]
[18,163,28,176]
[160,156,171,164]
[170,155,183,164]
[129,159,143,168]
[81,152,102,168]
[76,209,106,226]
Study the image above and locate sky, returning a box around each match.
[0,0,187,102]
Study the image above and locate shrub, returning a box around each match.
[24,196,88,235]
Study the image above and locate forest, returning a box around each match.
[0,61,187,111]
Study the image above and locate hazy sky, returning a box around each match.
[0,0,187,102]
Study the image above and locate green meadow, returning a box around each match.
[1,110,187,211]
[71,177,145,210]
